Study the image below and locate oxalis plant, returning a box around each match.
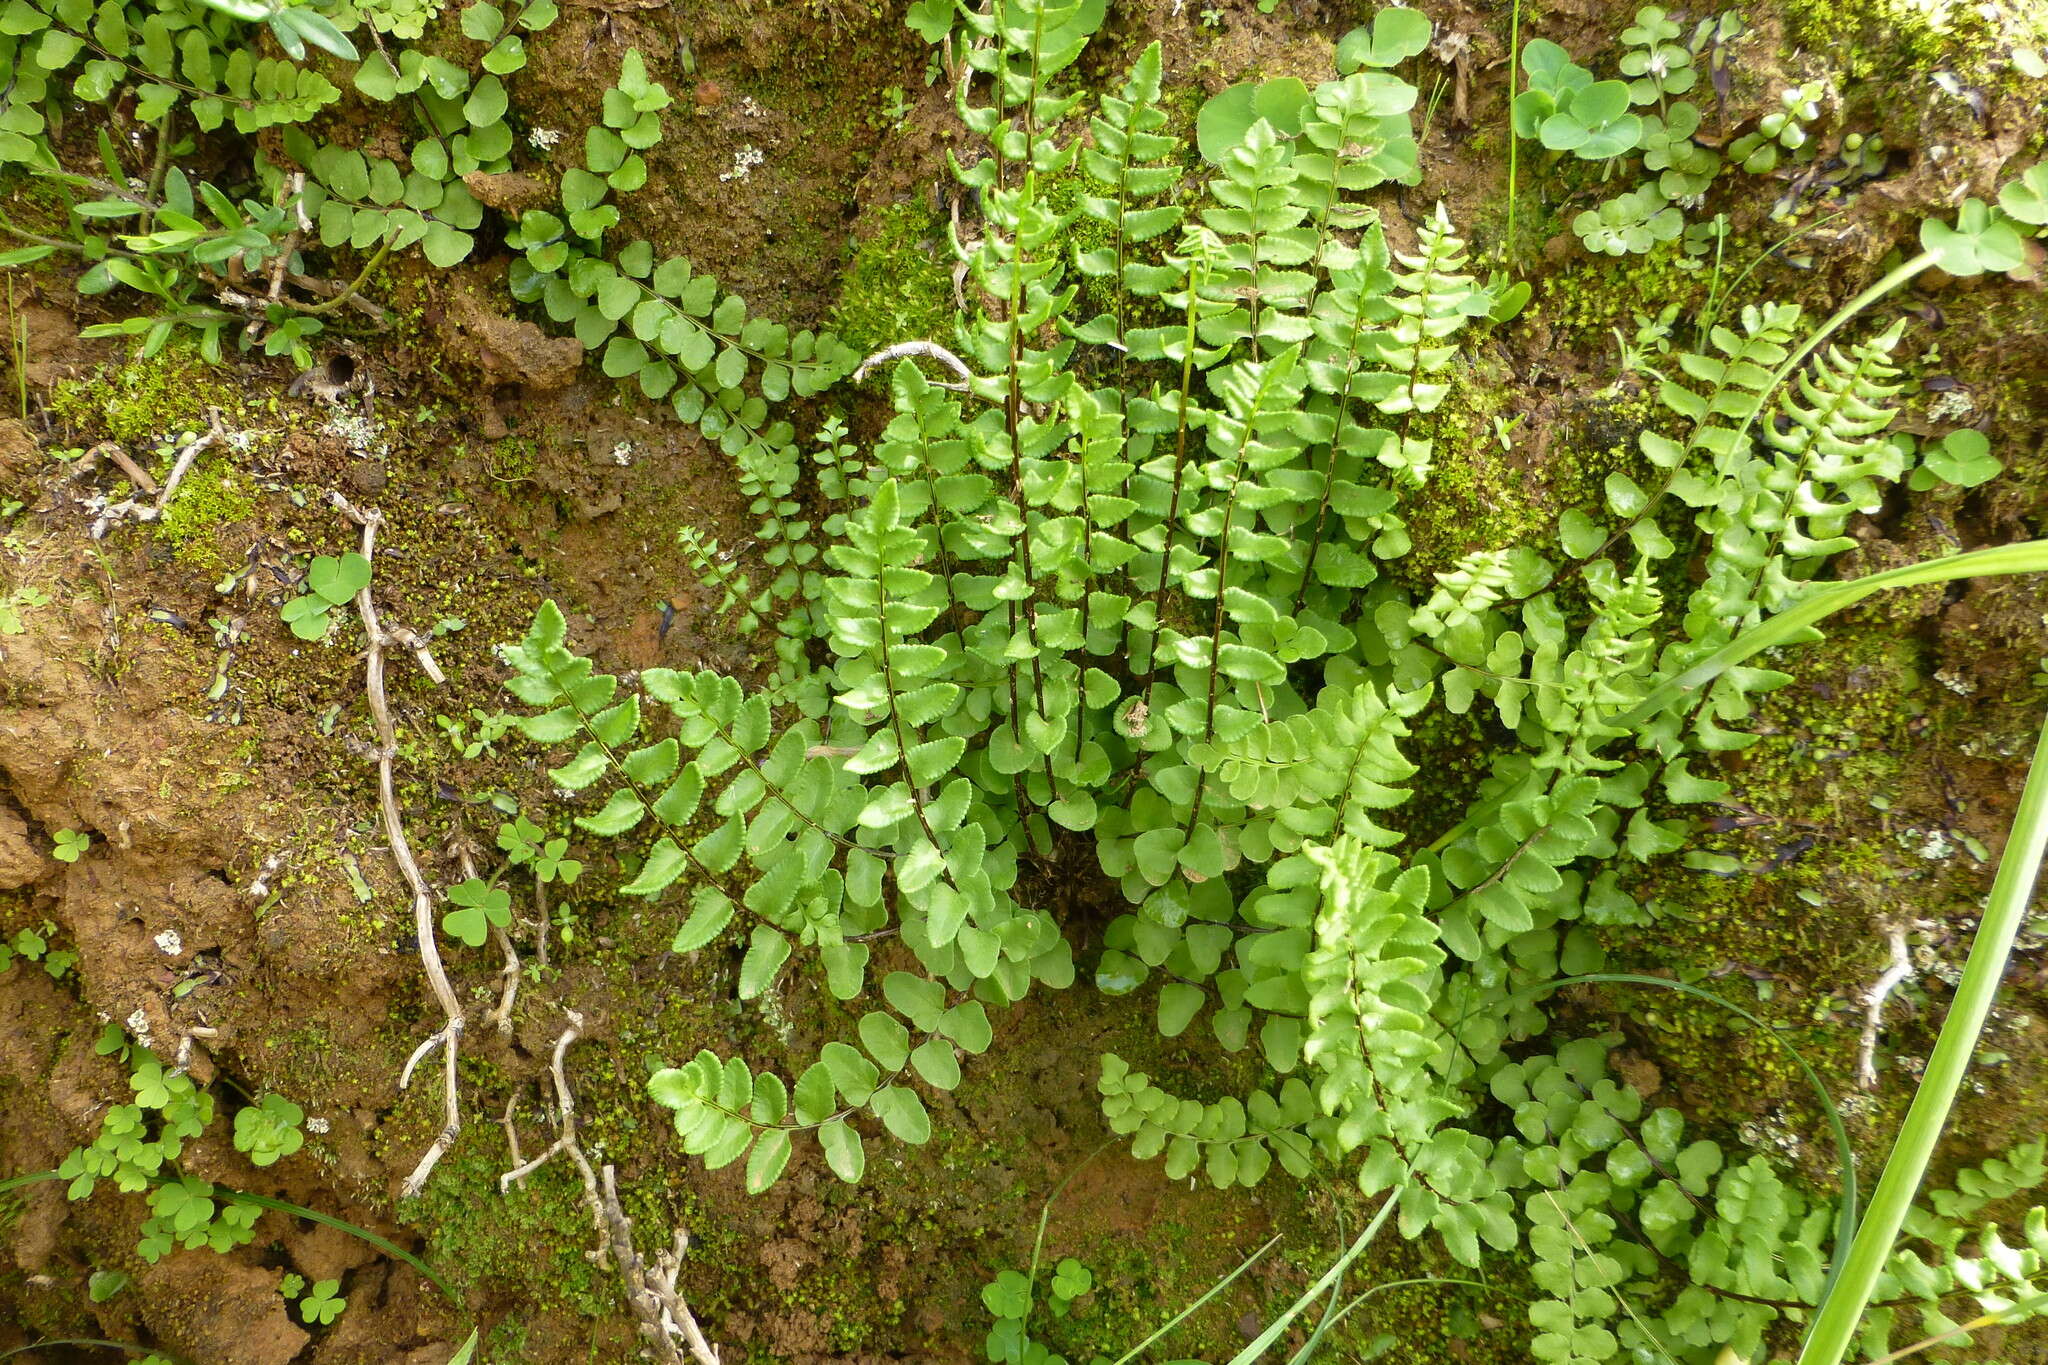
[488,4,2048,1363]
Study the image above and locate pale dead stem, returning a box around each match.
[88,408,225,538]
[853,339,975,391]
[328,492,461,1199]
[500,1013,723,1365]
[1857,921,1915,1091]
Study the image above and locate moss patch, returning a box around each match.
[828,200,959,356]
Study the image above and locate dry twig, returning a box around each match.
[853,340,975,390]
[1858,922,1916,1090]
[500,1013,721,1365]
[86,410,225,537]
[329,492,460,1198]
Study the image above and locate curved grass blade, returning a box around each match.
[1224,1188,1403,1365]
[1796,704,2048,1365]
[1104,1233,1284,1365]
[1617,540,2048,731]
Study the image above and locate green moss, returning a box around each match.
[828,200,959,356]
[154,459,256,574]
[398,1119,613,1324]
[1532,239,1710,341]
[49,345,239,449]
[1777,0,2037,83]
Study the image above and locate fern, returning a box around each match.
[482,12,2040,1365]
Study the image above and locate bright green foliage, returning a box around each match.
[0,0,340,169]
[56,1046,267,1262]
[1728,80,1825,174]
[299,1277,346,1326]
[51,828,90,863]
[1508,18,1870,257]
[0,919,78,976]
[979,1253,1096,1364]
[441,876,511,947]
[498,815,582,884]
[0,0,556,355]
[2002,162,2048,226]
[232,1093,306,1166]
[1574,185,1682,256]
[509,231,858,462]
[1617,7,1693,104]
[280,550,369,641]
[481,7,2039,1362]
[1921,198,2029,277]
[1910,428,2002,491]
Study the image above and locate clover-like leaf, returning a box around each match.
[305,553,371,607]
[1997,161,2048,227]
[1920,198,2026,277]
[440,877,512,947]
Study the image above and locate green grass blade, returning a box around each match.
[1104,1233,1283,1365]
[1616,540,2048,731]
[1862,1285,2048,1364]
[1225,1189,1402,1365]
[1293,1277,1508,1362]
[1796,704,2048,1365]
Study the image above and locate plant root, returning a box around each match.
[329,492,461,1198]
[499,1013,722,1365]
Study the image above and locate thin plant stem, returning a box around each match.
[1017,1136,1118,1342]
[1223,1187,1404,1365]
[1104,1234,1284,1365]
[1795,704,2048,1365]
[1504,0,1521,259]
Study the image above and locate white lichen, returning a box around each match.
[321,411,391,460]
[153,928,183,956]
[719,145,765,182]
[1911,827,1954,861]
[1926,388,1977,422]
[527,127,563,151]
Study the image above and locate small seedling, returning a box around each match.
[1575,185,1683,255]
[1047,1257,1092,1315]
[88,1268,131,1303]
[280,552,371,641]
[498,816,583,884]
[0,585,48,635]
[300,1277,346,1326]
[279,1272,306,1299]
[2,922,76,978]
[52,828,90,863]
[1729,80,1824,172]
[233,1094,307,1166]
[441,877,513,947]
[1618,6,1694,106]
[437,708,515,759]
[1910,429,2002,490]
